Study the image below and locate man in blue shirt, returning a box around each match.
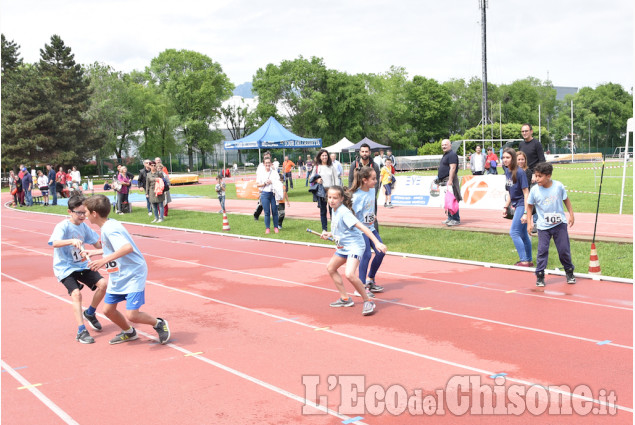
[437,139,462,226]
[47,164,57,205]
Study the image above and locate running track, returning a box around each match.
[1,206,633,424]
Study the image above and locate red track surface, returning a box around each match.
[2,206,633,424]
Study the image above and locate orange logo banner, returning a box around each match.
[235,180,260,200]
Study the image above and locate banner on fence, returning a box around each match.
[377,175,507,210]
[235,180,260,200]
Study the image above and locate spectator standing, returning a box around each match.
[272,158,280,173]
[437,139,462,226]
[297,155,305,178]
[282,155,295,190]
[486,147,499,174]
[330,153,343,186]
[502,148,532,267]
[37,170,50,206]
[305,154,314,186]
[470,145,487,175]
[70,166,81,189]
[256,157,280,234]
[47,164,57,205]
[137,160,152,216]
[379,158,395,208]
[117,166,131,214]
[145,161,165,223]
[276,173,290,228]
[310,149,338,232]
[215,174,226,213]
[56,166,67,197]
[22,167,33,207]
[66,169,73,188]
[155,157,170,217]
[373,151,384,168]
[253,152,271,220]
[518,123,546,184]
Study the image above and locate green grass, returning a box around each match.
[19,203,633,279]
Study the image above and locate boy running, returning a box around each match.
[526,162,576,287]
[48,195,107,344]
[83,195,170,345]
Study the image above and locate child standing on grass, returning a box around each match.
[321,186,387,316]
[379,158,395,208]
[48,195,107,344]
[276,173,290,229]
[351,166,386,297]
[526,162,576,287]
[215,174,226,213]
[83,195,171,345]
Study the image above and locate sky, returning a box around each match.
[1,0,633,91]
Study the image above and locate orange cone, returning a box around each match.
[222,212,230,231]
[588,243,601,274]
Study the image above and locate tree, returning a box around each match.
[149,49,233,169]
[319,70,369,143]
[1,34,23,75]
[443,77,488,135]
[38,35,100,165]
[498,77,556,126]
[405,76,452,145]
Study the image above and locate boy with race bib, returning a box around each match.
[526,163,576,287]
[48,195,107,344]
[83,195,170,345]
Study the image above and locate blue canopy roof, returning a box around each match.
[224,116,322,150]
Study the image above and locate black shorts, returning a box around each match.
[61,270,104,296]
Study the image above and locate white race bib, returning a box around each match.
[544,212,563,225]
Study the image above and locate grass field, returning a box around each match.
[16,202,633,279]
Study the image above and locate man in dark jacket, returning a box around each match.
[519,123,546,183]
[348,143,382,229]
[137,159,152,216]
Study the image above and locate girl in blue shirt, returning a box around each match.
[502,148,532,267]
[321,186,386,316]
[351,166,386,295]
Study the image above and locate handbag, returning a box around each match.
[444,189,459,215]
[504,205,515,220]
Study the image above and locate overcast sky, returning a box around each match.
[1,0,633,91]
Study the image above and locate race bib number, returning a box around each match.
[363,212,375,225]
[544,212,563,225]
[105,260,120,273]
[71,247,84,263]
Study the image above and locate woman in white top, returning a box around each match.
[310,149,338,231]
[256,157,281,234]
[37,170,50,206]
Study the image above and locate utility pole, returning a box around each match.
[480,0,489,133]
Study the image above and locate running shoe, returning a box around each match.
[157,219,164,223]
[353,289,375,298]
[274,228,279,234]
[330,298,354,307]
[447,220,461,226]
[366,279,384,293]
[154,318,171,344]
[83,310,102,331]
[265,228,270,234]
[362,301,376,316]
[109,328,138,345]
[151,218,157,223]
[565,270,576,284]
[76,329,95,344]
[536,273,545,287]
[442,218,450,224]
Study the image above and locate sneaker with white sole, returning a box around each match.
[362,301,376,316]
[565,270,576,284]
[536,272,545,287]
[153,318,170,344]
[353,289,375,298]
[365,279,384,293]
[76,329,95,344]
[83,310,102,331]
[447,220,460,226]
[330,298,354,307]
[109,328,139,345]
[151,218,157,223]
[442,218,450,224]
[157,218,163,223]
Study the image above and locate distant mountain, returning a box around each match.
[233,82,254,98]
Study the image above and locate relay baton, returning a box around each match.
[306,228,337,243]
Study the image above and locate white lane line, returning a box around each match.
[5,272,632,413]
[0,360,80,425]
[2,238,632,349]
[0,273,364,424]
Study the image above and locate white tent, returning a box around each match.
[325,137,354,153]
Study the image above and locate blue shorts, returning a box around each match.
[384,184,392,195]
[335,252,362,260]
[105,291,146,310]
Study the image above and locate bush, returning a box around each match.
[418,140,442,155]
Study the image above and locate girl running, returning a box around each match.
[321,186,387,316]
[351,166,386,296]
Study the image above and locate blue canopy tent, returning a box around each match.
[224,116,321,154]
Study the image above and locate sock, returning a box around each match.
[123,327,134,334]
[85,306,96,316]
[78,324,86,333]
[154,319,161,327]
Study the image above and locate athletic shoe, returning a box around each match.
[154,318,170,344]
[514,261,531,267]
[218,210,224,213]
[442,218,450,224]
[362,301,376,316]
[384,203,387,207]
[76,329,95,344]
[274,228,279,234]
[330,298,354,307]
[565,270,576,284]
[109,328,139,345]
[83,310,102,331]
[536,273,545,287]
[353,289,375,298]
[148,212,153,216]
[387,203,394,208]
[253,214,259,221]
[151,218,157,223]
[447,220,460,226]
[265,228,270,234]
[157,219,164,223]
[367,282,385,293]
